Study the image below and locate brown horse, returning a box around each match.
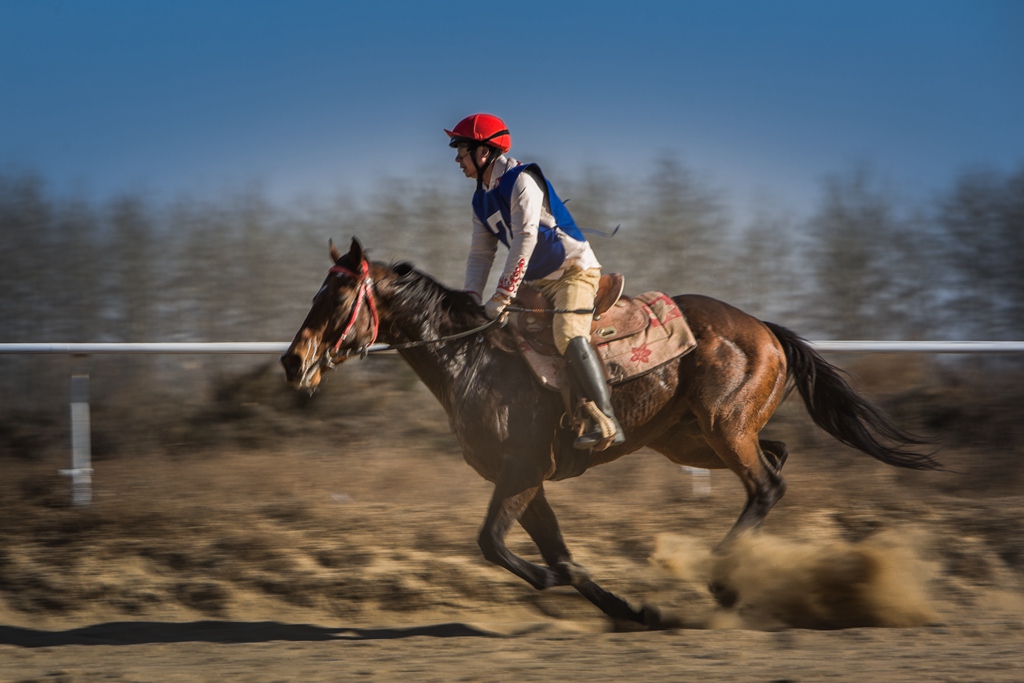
[281,238,937,626]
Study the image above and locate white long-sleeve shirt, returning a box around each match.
[463,155,600,302]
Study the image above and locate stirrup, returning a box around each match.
[573,400,624,450]
[573,426,604,450]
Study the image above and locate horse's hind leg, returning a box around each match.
[651,426,787,543]
[708,432,787,547]
[651,424,788,608]
[760,439,789,473]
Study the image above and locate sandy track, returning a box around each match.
[2,446,1022,682]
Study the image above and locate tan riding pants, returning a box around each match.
[533,266,601,355]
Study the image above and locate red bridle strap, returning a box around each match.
[327,260,380,353]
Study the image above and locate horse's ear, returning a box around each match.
[329,239,342,264]
[348,237,365,264]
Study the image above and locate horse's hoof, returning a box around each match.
[709,581,739,608]
[610,605,672,632]
[641,604,664,629]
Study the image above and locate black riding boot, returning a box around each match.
[564,336,626,450]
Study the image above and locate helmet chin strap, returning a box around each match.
[467,130,507,191]
[472,147,495,192]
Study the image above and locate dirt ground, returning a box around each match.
[1,433,1023,682]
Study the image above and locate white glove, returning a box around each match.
[484,292,512,320]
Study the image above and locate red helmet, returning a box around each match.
[444,113,511,153]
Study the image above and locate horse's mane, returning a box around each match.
[383,261,515,352]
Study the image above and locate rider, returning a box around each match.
[445,113,625,449]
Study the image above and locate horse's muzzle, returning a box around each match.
[280,351,303,383]
[281,350,322,392]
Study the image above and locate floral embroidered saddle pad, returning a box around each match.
[510,289,698,391]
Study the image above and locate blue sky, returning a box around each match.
[1,0,1022,217]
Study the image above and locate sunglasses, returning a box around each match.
[455,143,473,160]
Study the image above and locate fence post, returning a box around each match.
[680,465,711,498]
[59,374,93,506]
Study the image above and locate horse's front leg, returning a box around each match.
[478,479,563,590]
[517,485,590,586]
[518,485,663,627]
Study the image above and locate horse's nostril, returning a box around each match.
[281,352,302,379]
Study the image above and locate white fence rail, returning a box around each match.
[809,341,1024,353]
[0,342,289,354]
[4,341,1024,355]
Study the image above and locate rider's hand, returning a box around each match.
[484,292,511,320]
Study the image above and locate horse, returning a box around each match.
[281,238,937,627]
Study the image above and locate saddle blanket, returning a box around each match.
[511,291,698,391]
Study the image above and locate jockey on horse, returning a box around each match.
[446,112,625,449]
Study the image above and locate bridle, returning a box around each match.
[326,260,380,361]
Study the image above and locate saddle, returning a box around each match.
[509,277,698,480]
[513,273,647,356]
[509,283,698,391]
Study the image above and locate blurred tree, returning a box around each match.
[0,174,51,342]
[631,157,730,296]
[107,195,155,343]
[729,206,806,326]
[805,166,933,340]
[167,198,223,342]
[103,195,158,391]
[52,196,103,342]
[364,179,411,253]
[235,188,288,339]
[560,166,619,234]
[406,179,465,284]
[938,165,1024,339]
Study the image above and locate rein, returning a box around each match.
[379,318,501,351]
[324,263,502,360]
[325,262,593,360]
[506,306,595,315]
[382,305,595,351]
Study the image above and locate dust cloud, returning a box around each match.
[651,529,940,630]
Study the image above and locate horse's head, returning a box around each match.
[281,237,382,392]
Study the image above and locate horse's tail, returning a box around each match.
[763,321,940,470]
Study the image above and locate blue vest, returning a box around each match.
[472,163,586,281]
